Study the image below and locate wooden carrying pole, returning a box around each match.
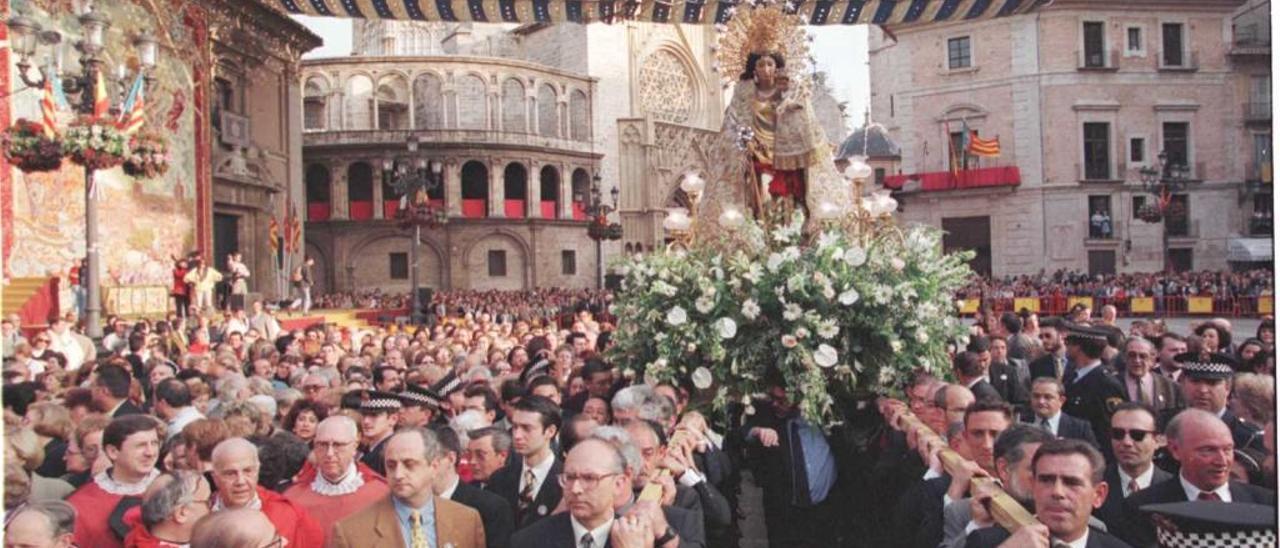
[891,410,1039,533]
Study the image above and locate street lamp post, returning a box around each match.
[583,173,621,288]
[7,10,158,338]
[1138,150,1191,273]
[382,135,445,325]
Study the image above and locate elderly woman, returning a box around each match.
[1230,372,1274,432]
[5,427,73,502]
[24,402,72,479]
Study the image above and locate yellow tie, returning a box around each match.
[410,509,429,548]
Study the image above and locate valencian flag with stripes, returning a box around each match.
[92,71,110,120]
[269,215,282,268]
[39,78,59,138]
[967,131,1001,157]
[117,75,146,135]
[289,205,303,253]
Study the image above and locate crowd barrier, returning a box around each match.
[957,294,1274,318]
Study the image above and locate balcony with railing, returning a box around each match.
[1157,50,1199,72]
[1077,49,1120,71]
[303,128,596,155]
[1166,218,1198,239]
[882,166,1021,192]
[1244,101,1272,124]
[1231,26,1271,56]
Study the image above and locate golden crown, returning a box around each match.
[712,2,811,87]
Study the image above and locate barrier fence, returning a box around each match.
[957,295,1274,318]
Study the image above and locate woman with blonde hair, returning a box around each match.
[5,426,73,502]
[1230,372,1275,431]
[24,402,72,478]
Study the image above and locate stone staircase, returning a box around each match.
[2,277,59,328]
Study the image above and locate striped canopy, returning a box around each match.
[275,0,1048,26]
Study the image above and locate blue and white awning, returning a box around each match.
[275,0,1048,26]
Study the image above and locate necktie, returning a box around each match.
[1198,491,1222,501]
[518,468,536,514]
[1040,418,1054,435]
[580,532,595,548]
[1128,478,1141,496]
[409,509,430,548]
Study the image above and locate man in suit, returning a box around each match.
[926,401,1015,548]
[589,425,704,548]
[1027,377,1100,448]
[431,425,515,548]
[963,439,1131,548]
[328,427,486,548]
[1029,317,1069,381]
[1118,409,1277,547]
[999,311,1039,363]
[1096,403,1170,537]
[1169,352,1266,452]
[359,391,403,476]
[987,337,1030,413]
[1154,333,1188,381]
[956,343,1002,403]
[467,426,513,489]
[622,419,729,543]
[741,378,839,547]
[1061,324,1127,460]
[92,364,145,418]
[940,424,1055,548]
[1118,337,1182,413]
[486,395,564,530]
[510,438,655,548]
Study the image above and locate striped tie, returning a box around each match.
[519,468,536,514]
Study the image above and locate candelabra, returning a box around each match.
[583,173,622,288]
[382,134,446,324]
[1137,150,1191,273]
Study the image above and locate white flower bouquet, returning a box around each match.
[608,211,974,423]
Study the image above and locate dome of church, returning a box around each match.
[836,123,900,160]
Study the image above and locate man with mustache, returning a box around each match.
[1117,409,1276,547]
[962,439,1130,547]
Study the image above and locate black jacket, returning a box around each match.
[1063,364,1126,460]
[112,400,146,418]
[1030,353,1068,381]
[988,361,1030,410]
[510,513,609,548]
[964,525,1132,548]
[485,455,564,530]
[1094,464,1172,538]
[451,480,516,548]
[1118,477,1276,547]
[968,379,1003,403]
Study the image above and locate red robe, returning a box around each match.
[254,486,326,548]
[67,479,132,548]
[283,462,389,537]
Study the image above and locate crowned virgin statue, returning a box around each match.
[695,4,852,239]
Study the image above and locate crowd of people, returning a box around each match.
[2,282,1277,548]
[958,269,1275,301]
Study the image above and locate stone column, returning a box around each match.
[331,160,349,220]
[527,159,541,218]
[560,163,573,219]
[489,158,506,218]
[444,160,462,217]
[372,163,385,220]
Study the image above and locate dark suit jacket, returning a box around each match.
[1030,353,1067,381]
[1064,365,1126,460]
[485,456,564,530]
[112,400,145,418]
[1118,477,1277,547]
[1094,464,1172,538]
[968,379,1003,403]
[890,474,950,548]
[1115,372,1183,413]
[963,525,1132,548]
[661,503,707,548]
[452,480,516,548]
[672,479,732,533]
[1056,412,1101,448]
[510,513,608,548]
[988,361,1030,410]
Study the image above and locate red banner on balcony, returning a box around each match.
[462,199,486,218]
[541,201,558,219]
[383,200,399,220]
[307,203,330,222]
[572,202,587,220]
[349,201,373,220]
[505,199,526,218]
[883,166,1021,192]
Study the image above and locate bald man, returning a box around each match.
[190,508,279,548]
[210,437,324,547]
[285,416,390,528]
[1117,409,1277,547]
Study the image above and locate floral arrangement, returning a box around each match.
[62,116,128,170]
[608,211,974,424]
[1136,203,1163,223]
[122,130,171,179]
[1,119,64,173]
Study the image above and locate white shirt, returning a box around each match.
[520,453,556,502]
[166,406,205,440]
[1118,465,1156,498]
[49,330,85,371]
[1036,412,1063,436]
[570,515,613,548]
[440,474,460,500]
[1179,473,1232,502]
[1054,529,1089,548]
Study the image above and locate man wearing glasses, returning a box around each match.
[1094,402,1169,536]
[1118,337,1181,413]
[125,470,212,547]
[510,438,635,548]
[285,416,389,532]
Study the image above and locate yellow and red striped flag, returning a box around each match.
[92,71,110,120]
[289,204,303,252]
[39,79,59,138]
[967,131,1001,157]
[117,75,145,135]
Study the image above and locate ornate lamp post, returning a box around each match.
[7,10,159,338]
[583,173,621,288]
[382,135,446,324]
[1137,150,1191,273]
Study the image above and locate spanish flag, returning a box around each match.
[117,75,146,135]
[968,131,1001,157]
[92,70,110,120]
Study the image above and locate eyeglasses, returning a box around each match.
[313,440,355,453]
[1110,428,1156,442]
[558,472,619,489]
[259,533,288,548]
[303,385,326,392]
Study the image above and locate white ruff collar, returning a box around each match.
[310,463,365,496]
[93,468,160,496]
[212,492,262,512]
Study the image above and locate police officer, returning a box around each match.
[1060,323,1127,461]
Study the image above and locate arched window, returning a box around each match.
[540,165,560,219]
[503,163,528,218]
[458,74,487,130]
[305,164,331,221]
[412,73,444,129]
[348,162,374,220]
[376,75,409,130]
[501,78,527,133]
[570,89,590,141]
[461,161,489,218]
[345,74,374,130]
[537,83,558,137]
[571,168,591,220]
[304,78,327,131]
[381,168,399,219]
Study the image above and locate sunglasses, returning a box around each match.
[1110,428,1156,442]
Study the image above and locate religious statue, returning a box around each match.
[695,3,852,239]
